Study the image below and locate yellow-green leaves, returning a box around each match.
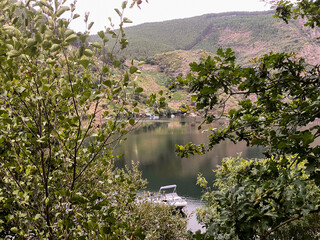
[7,49,20,58]
[91,41,102,49]
[35,33,43,43]
[123,17,133,23]
[121,1,127,9]
[78,45,85,57]
[55,6,70,17]
[83,48,93,57]
[114,8,122,17]
[97,31,105,39]
[27,38,37,47]
[10,227,19,234]
[65,34,77,43]
[0,0,172,239]
[50,44,60,52]
[79,58,90,68]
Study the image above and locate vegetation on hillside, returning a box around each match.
[91,10,320,64]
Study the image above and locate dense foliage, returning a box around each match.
[177,47,320,239]
[196,156,320,239]
[0,0,186,239]
[175,0,320,239]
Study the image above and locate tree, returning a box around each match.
[174,0,320,239]
[0,0,186,239]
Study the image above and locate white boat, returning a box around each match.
[158,184,187,209]
[149,114,159,120]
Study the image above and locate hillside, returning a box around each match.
[107,11,320,64]
[92,10,320,114]
[90,10,320,69]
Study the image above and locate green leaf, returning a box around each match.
[17,86,26,93]
[78,45,85,57]
[91,41,101,49]
[113,60,122,68]
[104,80,112,87]
[50,44,60,52]
[124,71,129,84]
[7,49,21,58]
[35,33,42,43]
[121,1,127,9]
[102,66,110,74]
[79,59,90,68]
[135,87,143,93]
[27,38,37,47]
[112,87,121,94]
[65,34,77,43]
[73,14,80,19]
[84,49,93,57]
[10,227,18,233]
[98,31,105,39]
[129,119,135,126]
[264,212,278,217]
[302,131,315,147]
[88,22,94,30]
[129,66,138,74]
[42,40,51,49]
[123,17,132,23]
[56,6,70,17]
[69,195,88,204]
[114,8,122,17]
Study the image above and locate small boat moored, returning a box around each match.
[158,184,187,210]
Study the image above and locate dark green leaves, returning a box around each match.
[177,47,320,164]
[129,66,138,74]
[135,87,143,93]
[274,0,320,28]
[197,156,320,239]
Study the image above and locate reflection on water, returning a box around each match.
[116,117,263,198]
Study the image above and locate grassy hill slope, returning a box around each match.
[108,11,320,64]
[91,11,320,114]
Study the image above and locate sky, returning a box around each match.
[68,0,273,33]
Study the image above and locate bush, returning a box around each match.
[196,156,320,240]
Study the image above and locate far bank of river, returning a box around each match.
[115,117,264,231]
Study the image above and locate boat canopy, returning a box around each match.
[159,185,177,192]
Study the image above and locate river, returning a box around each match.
[115,116,264,232]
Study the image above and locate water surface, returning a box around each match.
[116,117,264,231]
[117,117,263,197]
